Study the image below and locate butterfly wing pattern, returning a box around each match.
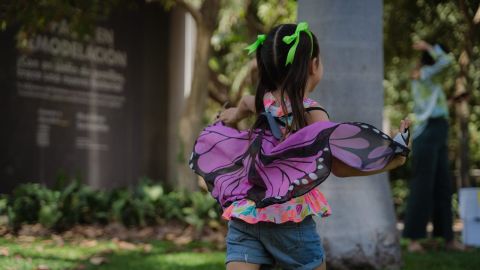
[190,121,409,208]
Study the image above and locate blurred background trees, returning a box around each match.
[1,0,479,193]
[384,0,480,193]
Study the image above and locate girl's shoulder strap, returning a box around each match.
[304,98,330,118]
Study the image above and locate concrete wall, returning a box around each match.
[0,3,171,191]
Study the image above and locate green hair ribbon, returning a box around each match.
[282,22,313,66]
[245,34,266,55]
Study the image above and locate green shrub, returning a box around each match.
[182,191,221,233]
[158,189,191,221]
[109,180,164,227]
[391,179,409,220]
[3,180,224,231]
[7,183,61,229]
[57,181,110,228]
[0,194,7,216]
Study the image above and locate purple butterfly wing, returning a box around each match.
[190,122,253,206]
[190,121,409,208]
[329,122,408,171]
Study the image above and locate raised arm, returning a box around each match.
[421,45,452,79]
[413,41,452,80]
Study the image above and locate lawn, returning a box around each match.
[0,237,225,270]
[402,250,480,270]
[0,237,114,270]
[0,237,479,270]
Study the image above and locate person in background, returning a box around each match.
[403,40,465,252]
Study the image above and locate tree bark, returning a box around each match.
[176,0,220,190]
[299,1,401,269]
[455,52,471,188]
[455,1,479,188]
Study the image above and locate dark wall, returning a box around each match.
[0,3,170,192]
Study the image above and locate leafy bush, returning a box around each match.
[57,181,110,228]
[183,191,221,233]
[0,194,7,216]
[6,183,61,229]
[158,189,191,221]
[391,179,409,220]
[109,185,157,227]
[2,180,223,231]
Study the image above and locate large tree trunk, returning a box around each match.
[299,0,401,269]
[455,1,479,188]
[176,0,220,190]
[177,24,212,189]
[455,53,471,188]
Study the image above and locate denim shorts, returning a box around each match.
[226,216,325,270]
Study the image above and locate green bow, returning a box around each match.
[245,34,266,55]
[282,22,313,66]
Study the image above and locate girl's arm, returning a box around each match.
[331,118,410,177]
[331,155,406,177]
[219,95,255,125]
[306,107,410,177]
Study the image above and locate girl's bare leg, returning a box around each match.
[226,262,261,270]
[314,261,327,270]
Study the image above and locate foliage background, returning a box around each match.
[1,0,479,216]
[208,0,480,196]
[384,0,480,193]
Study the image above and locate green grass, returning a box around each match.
[0,237,114,270]
[1,237,479,270]
[400,238,480,270]
[84,241,225,270]
[0,238,225,270]
[402,250,480,270]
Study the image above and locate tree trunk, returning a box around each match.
[299,0,401,269]
[454,54,471,188]
[176,25,211,189]
[175,0,220,190]
[455,1,479,188]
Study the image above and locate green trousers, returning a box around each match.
[403,117,454,241]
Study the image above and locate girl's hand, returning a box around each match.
[399,118,411,133]
[219,108,240,125]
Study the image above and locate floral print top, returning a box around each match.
[222,92,332,224]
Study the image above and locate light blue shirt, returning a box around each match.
[411,44,452,139]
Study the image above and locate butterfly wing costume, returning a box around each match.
[190,117,409,209]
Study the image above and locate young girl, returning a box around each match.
[190,22,410,270]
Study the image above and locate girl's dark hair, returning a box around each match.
[252,24,320,136]
[421,43,449,66]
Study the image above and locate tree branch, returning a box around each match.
[245,0,267,36]
[208,82,229,105]
[200,0,221,31]
[473,4,480,24]
[233,59,256,104]
[208,69,230,105]
[459,0,477,55]
[173,0,201,25]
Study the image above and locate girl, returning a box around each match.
[190,22,410,270]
